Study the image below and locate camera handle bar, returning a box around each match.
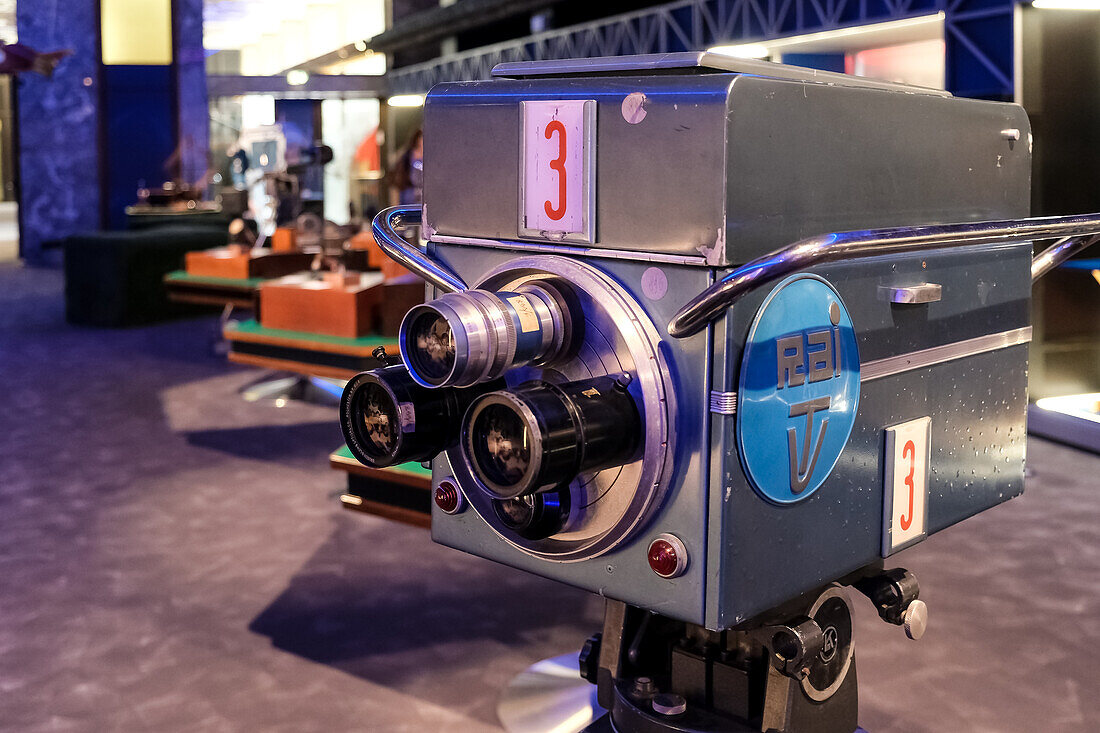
[372,205,467,293]
[668,213,1100,338]
[374,205,1100,338]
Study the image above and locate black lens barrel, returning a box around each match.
[463,375,641,499]
[341,365,492,468]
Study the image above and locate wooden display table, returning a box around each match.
[259,272,424,339]
[330,445,432,528]
[164,270,263,310]
[223,319,397,380]
[184,247,315,280]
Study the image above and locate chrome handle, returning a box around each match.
[1031,234,1100,281]
[668,213,1100,339]
[371,205,467,293]
[879,283,942,304]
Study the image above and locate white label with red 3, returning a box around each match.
[882,416,931,556]
[520,99,596,242]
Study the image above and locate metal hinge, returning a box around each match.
[709,391,737,415]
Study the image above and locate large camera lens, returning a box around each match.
[358,381,400,456]
[341,365,494,468]
[471,403,532,486]
[399,279,580,388]
[462,375,641,499]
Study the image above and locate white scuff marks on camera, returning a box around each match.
[697,227,725,265]
[622,92,648,124]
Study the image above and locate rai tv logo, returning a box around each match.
[737,275,860,505]
[775,300,846,494]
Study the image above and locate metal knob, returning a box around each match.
[652,693,687,716]
[903,600,928,640]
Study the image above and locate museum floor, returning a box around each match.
[0,262,1097,733]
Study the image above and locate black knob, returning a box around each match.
[372,346,395,366]
[578,633,602,684]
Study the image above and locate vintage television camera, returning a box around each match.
[342,53,1100,732]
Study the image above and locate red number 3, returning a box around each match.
[900,440,916,530]
[544,120,567,221]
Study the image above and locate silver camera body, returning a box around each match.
[385,53,1034,630]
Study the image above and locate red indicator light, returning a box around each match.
[647,534,687,578]
[434,479,464,514]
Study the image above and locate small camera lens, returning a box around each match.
[492,488,570,541]
[399,280,580,388]
[406,310,455,383]
[463,375,641,500]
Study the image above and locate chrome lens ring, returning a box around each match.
[400,296,476,387]
[462,290,517,386]
[516,281,572,365]
[400,284,572,388]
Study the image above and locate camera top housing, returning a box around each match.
[349,53,1033,631]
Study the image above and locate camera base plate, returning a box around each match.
[497,653,606,733]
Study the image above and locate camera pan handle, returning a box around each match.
[372,205,467,293]
[667,213,1100,339]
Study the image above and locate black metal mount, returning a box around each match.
[580,567,925,733]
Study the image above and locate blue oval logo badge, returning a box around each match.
[737,274,860,504]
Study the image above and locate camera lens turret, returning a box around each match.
[341,365,495,468]
[399,279,580,388]
[462,375,641,500]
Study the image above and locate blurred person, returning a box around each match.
[389,129,423,206]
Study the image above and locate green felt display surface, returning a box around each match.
[227,319,396,348]
[165,270,265,288]
[332,445,432,477]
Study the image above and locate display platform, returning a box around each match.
[1028,395,1100,454]
[330,444,432,528]
[223,319,396,380]
[164,270,263,311]
[1028,259,1100,453]
[124,203,227,231]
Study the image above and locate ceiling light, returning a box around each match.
[708,43,770,59]
[388,94,425,107]
[1032,0,1100,8]
[354,40,368,52]
[286,69,309,86]
[708,13,944,55]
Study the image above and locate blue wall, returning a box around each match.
[16,0,102,264]
[781,54,846,74]
[102,66,175,230]
[16,0,209,262]
[175,0,209,185]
